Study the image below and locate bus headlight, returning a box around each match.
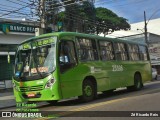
[45,77,55,89]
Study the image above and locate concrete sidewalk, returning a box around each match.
[0,88,16,109]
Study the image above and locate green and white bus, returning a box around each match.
[13,32,152,103]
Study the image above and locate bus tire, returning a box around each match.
[134,73,143,90]
[79,80,95,102]
[128,73,143,91]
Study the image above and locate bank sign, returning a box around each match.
[0,24,35,34]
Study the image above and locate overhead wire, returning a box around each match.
[0,0,38,19]
[0,3,22,9]
[0,3,31,15]
[55,10,123,33]
[57,0,147,29]
[29,0,91,22]
[0,7,31,15]
[0,4,31,17]
[110,0,147,8]
[16,0,31,5]
[1,0,130,30]
[2,0,148,20]
[45,0,115,28]
[59,10,115,28]
[0,0,35,20]
[6,0,28,7]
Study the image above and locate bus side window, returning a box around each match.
[139,45,148,60]
[99,41,114,61]
[59,41,77,73]
[128,44,140,61]
[114,42,128,61]
[76,38,98,61]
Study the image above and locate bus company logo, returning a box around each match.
[2,112,11,117]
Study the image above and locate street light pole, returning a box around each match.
[144,9,160,45]
[144,11,148,45]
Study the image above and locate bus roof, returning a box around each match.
[21,32,147,46]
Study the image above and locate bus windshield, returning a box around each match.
[14,37,57,80]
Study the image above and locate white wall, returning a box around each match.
[0,32,34,44]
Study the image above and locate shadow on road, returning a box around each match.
[36,80,160,108]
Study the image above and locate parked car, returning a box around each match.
[152,68,158,80]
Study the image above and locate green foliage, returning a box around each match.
[95,7,130,35]
[45,0,130,34]
[96,7,118,18]
[57,0,95,32]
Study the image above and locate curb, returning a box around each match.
[0,105,16,110]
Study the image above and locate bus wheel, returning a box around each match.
[128,73,143,91]
[79,80,95,102]
[133,74,143,90]
[134,73,143,90]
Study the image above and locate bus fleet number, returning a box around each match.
[112,65,123,72]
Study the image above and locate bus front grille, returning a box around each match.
[20,85,43,92]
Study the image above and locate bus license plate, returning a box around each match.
[27,93,35,97]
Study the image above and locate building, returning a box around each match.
[131,18,160,74]
[0,18,37,88]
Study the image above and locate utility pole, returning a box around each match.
[40,0,46,33]
[144,11,148,45]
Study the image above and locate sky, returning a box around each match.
[0,0,160,24]
[0,0,36,21]
[95,0,160,23]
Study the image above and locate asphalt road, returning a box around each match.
[1,79,160,120]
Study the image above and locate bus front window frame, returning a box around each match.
[14,37,57,81]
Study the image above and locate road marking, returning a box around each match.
[34,97,132,120]
[35,87,160,119]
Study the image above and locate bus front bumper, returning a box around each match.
[13,88,61,102]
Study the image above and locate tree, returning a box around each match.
[30,0,130,34]
[60,0,95,32]
[95,7,130,35]
[62,0,79,32]
[79,1,96,33]
[56,5,130,35]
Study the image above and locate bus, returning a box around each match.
[12,32,152,103]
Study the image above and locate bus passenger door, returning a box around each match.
[58,40,81,99]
